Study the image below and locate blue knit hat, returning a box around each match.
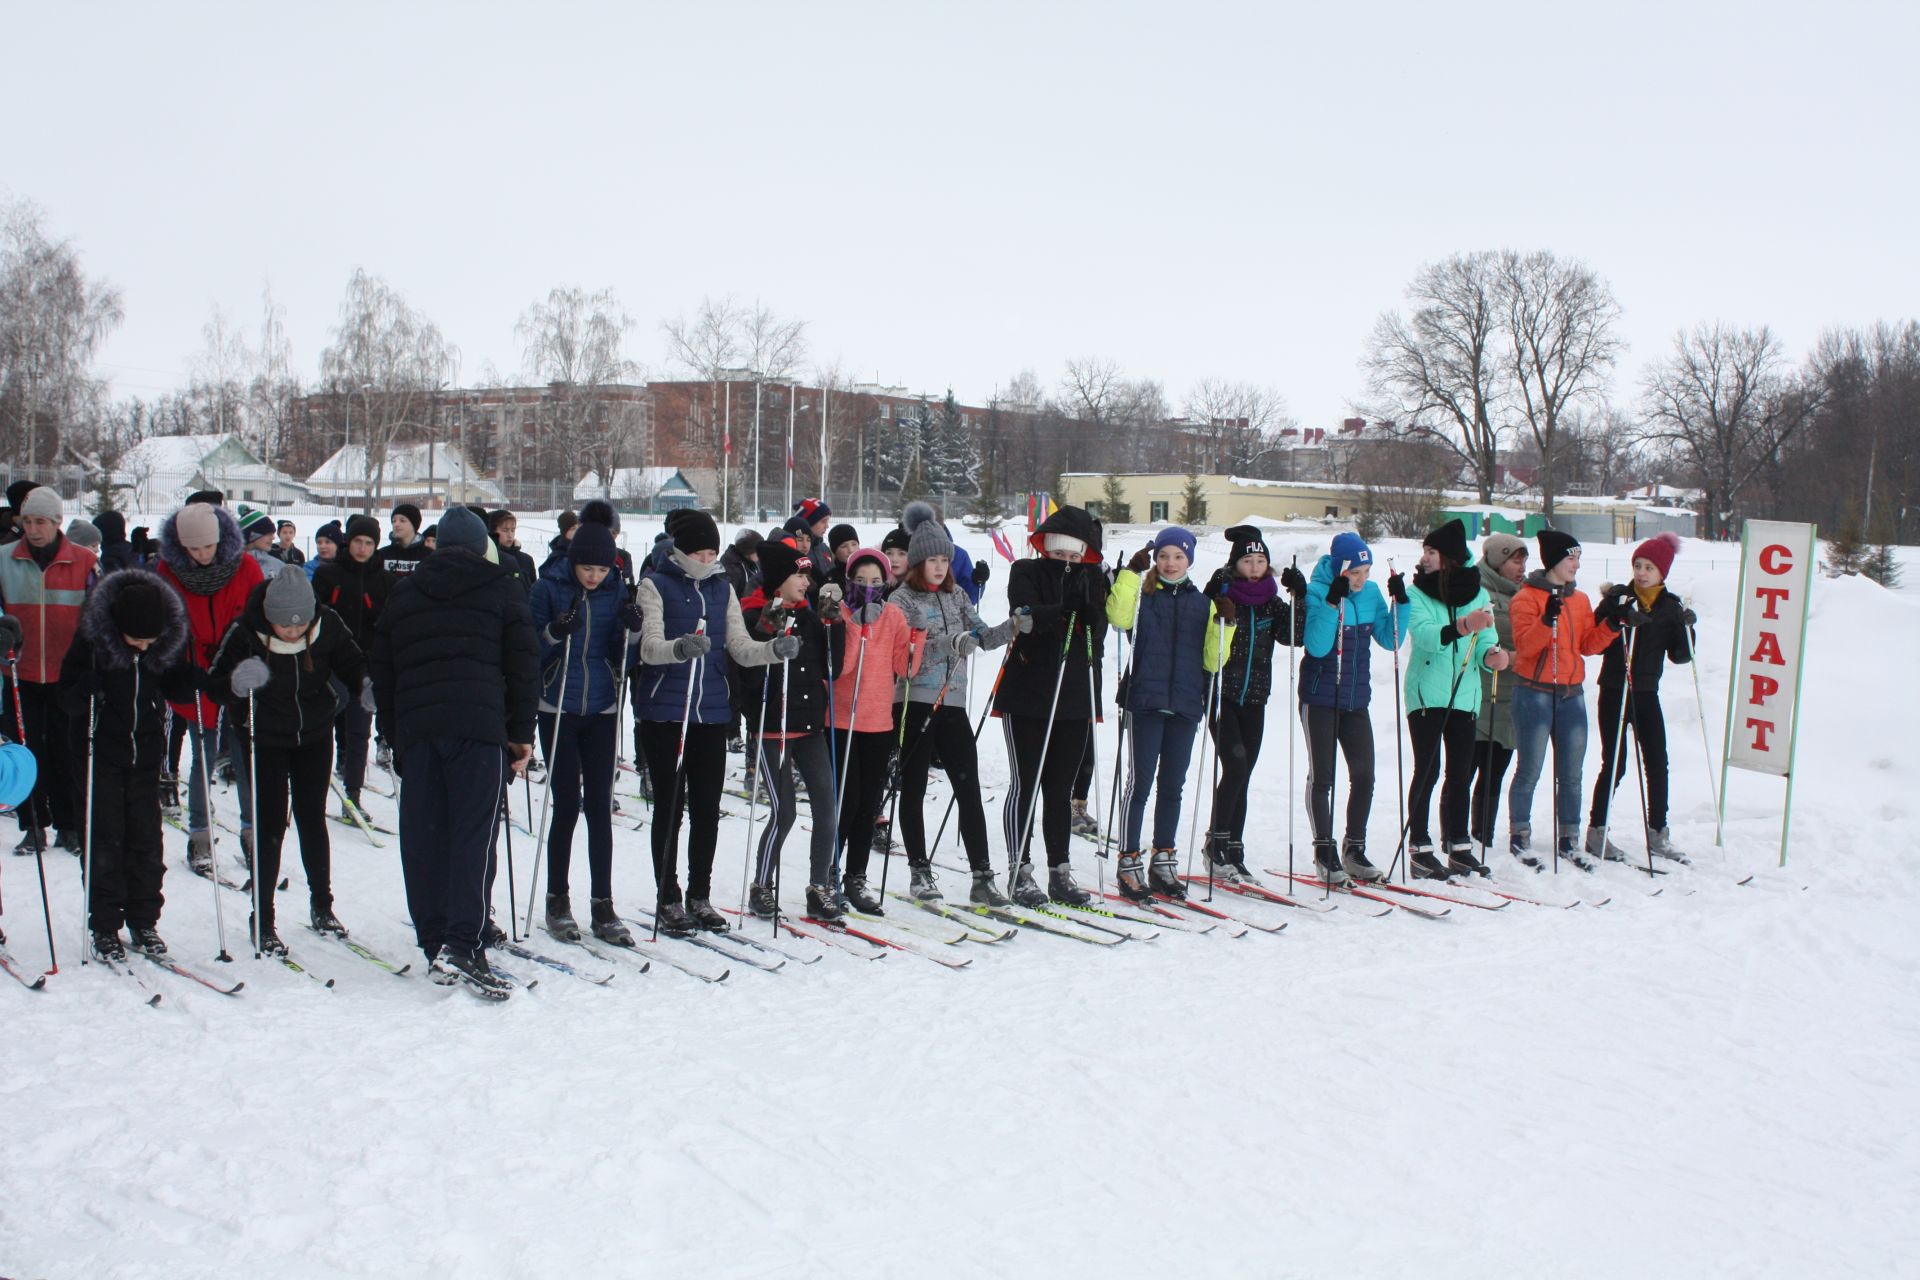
[568,521,617,569]
[1328,532,1372,574]
[0,742,38,812]
[1151,525,1197,563]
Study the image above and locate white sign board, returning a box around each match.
[1725,520,1816,778]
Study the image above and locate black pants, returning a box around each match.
[899,702,991,872]
[83,761,164,933]
[398,737,508,962]
[1073,731,1095,803]
[538,711,616,900]
[14,680,75,834]
[831,728,894,882]
[1406,708,1478,846]
[335,700,372,796]
[1299,704,1374,844]
[1000,714,1091,867]
[1591,685,1670,831]
[1470,740,1515,847]
[753,733,836,889]
[639,719,726,906]
[252,734,334,931]
[1210,699,1267,844]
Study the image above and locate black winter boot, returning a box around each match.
[685,897,729,933]
[590,898,634,945]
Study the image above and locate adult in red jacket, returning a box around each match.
[152,501,261,871]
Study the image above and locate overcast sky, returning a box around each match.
[8,0,1915,434]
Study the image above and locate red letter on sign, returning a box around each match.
[1748,631,1786,666]
[1755,586,1790,620]
[1759,544,1793,575]
[1749,673,1780,705]
[1746,718,1775,752]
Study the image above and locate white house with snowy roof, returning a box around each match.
[571,467,706,513]
[306,443,503,508]
[115,434,311,510]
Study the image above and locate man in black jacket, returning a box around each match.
[487,509,539,596]
[370,506,538,1000]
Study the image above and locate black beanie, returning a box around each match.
[315,520,344,546]
[568,521,617,568]
[1423,518,1470,568]
[110,579,169,640]
[733,528,764,556]
[392,503,422,529]
[580,499,620,533]
[1224,524,1271,566]
[1537,528,1580,572]
[665,508,721,555]
[880,527,911,554]
[827,522,858,552]
[344,514,381,545]
[4,480,34,513]
[758,539,806,589]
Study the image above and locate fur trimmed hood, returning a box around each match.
[157,503,244,576]
[78,568,189,670]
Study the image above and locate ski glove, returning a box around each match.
[1680,606,1697,627]
[851,602,886,626]
[950,630,980,659]
[1325,574,1351,605]
[0,615,20,660]
[1279,565,1308,597]
[620,601,644,632]
[1387,571,1408,605]
[1213,596,1238,625]
[1011,607,1034,634]
[1458,608,1493,635]
[359,679,378,713]
[1542,592,1564,626]
[816,582,843,622]
[1206,567,1233,596]
[671,633,711,662]
[1127,548,1153,573]
[549,607,584,637]
[768,633,801,661]
[971,562,989,587]
[230,656,272,697]
[1614,607,1646,627]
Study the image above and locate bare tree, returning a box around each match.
[662,295,745,507]
[1499,250,1623,520]
[518,286,642,488]
[1363,251,1507,501]
[1640,323,1813,539]
[1184,378,1291,474]
[193,303,254,442]
[248,286,302,498]
[318,269,453,511]
[740,301,807,517]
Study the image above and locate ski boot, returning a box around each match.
[1509,824,1542,871]
[187,830,215,877]
[158,772,181,810]
[13,827,45,856]
[1410,843,1450,881]
[128,925,167,956]
[1069,798,1098,838]
[1342,838,1384,882]
[1313,839,1351,887]
[1148,849,1187,899]
[251,916,288,956]
[338,790,360,822]
[591,898,635,945]
[1446,841,1489,879]
[685,897,730,933]
[1009,862,1048,909]
[655,901,698,937]
[310,905,348,938]
[841,876,882,915]
[54,828,81,855]
[1115,851,1150,902]
[375,738,394,771]
[1648,827,1690,865]
[805,883,845,921]
[435,946,511,1001]
[970,870,1010,908]
[1048,862,1092,907]
[1205,833,1247,884]
[748,883,779,919]
[1585,825,1628,863]
[481,912,509,949]
[871,815,894,854]
[1559,826,1597,873]
[545,893,582,942]
[726,732,745,755]
[909,862,941,901]
[92,930,127,962]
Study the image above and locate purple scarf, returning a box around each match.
[846,583,886,612]
[1227,576,1277,608]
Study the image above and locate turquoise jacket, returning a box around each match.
[1403,564,1497,714]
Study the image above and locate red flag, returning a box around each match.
[989,527,1016,562]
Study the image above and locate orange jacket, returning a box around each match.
[826,600,921,733]
[1510,579,1617,689]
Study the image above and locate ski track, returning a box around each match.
[2,520,1916,1277]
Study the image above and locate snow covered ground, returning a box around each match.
[3,510,1917,1278]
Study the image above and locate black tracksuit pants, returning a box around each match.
[252,734,334,932]
[335,700,373,797]
[1590,684,1670,831]
[398,737,509,962]
[1000,714,1091,868]
[1210,699,1267,845]
[1470,741,1515,847]
[753,733,836,890]
[538,711,616,900]
[1300,704,1374,844]
[639,719,726,906]
[1406,707,1478,847]
[899,702,991,872]
[831,728,894,882]
[83,762,164,934]
[15,680,76,834]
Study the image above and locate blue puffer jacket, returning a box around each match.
[1297,555,1406,711]
[635,556,736,725]
[530,558,634,716]
[950,541,982,605]
[1113,571,1213,720]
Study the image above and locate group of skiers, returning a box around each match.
[0,478,1700,1000]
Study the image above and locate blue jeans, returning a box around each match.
[1507,686,1586,840]
[1122,711,1200,852]
[186,722,253,836]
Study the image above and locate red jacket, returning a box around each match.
[0,536,99,684]
[155,553,264,726]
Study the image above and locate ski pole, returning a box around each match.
[1286,555,1299,897]
[80,687,99,966]
[827,626,869,886]
[653,620,706,942]
[1008,607,1077,899]
[1186,613,1224,890]
[1082,629,1105,898]
[771,627,791,939]
[501,787,518,943]
[1101,556,1144,879]
[1387,560,1406,884]
[738,617,787,917]
[875,636,918,906]
[247,691,262,958]
[195,697,230,963]
[1593,617,1638,875]
[1549,610,1561,876]
[523,630,572,937]
[1626,653,1658,878]
[1687,622,1721,847]
[1475,667,1501,860]
[7,658,58,973]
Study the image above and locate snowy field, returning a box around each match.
[3,508,1917,1278]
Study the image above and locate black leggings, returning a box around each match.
[899,702,990,872]
[753,734,836,889]
[639,719,726,906]
[251,734,334,929]
[1210,699,1267,843]
[1470,740,1514,846]
[831,728,894,882]
[1590,685,1669,831]
[1299,704,1374,844]
[539,711,616,900]
[1001,714,1090,867]
[1406,708,1478,847]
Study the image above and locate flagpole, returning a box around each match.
[785,381,796,516]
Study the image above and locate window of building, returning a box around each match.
[1087,501,1106,521]
[1325,505,1339,517]
[1150,501,1169,521]
[243,489,255,501]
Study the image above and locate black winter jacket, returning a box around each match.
[1216,589,1304,708]
[59,570,197,770]
[207,582,368,750]
[370,547,540,753]
[496,540,539,598]
[1596,586,1693,690]
[377,538,429,577]
[739,600,844,735]
[312,554,394,650]
[994,558,1106,722]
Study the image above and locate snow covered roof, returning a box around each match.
[308,443,478,487]
[120,433,235,479]
[572,467,687,503]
